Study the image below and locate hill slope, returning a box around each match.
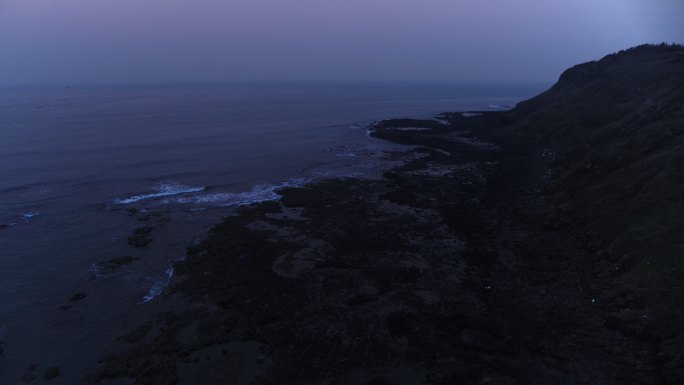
[88,45,684,385]
[511,43,684,383]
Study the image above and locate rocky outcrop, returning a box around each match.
[88,44,684,384]
[510,43,684,383]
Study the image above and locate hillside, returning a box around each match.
[511,44,684,382]
[88,45,684,385]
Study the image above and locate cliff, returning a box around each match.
[512,44,684,379]
[89,45,684,385]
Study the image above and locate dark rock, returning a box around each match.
[21,372,37,381]
[385,312,415,337]
[663,362,684,385]
[365,377,397,385]
[127,226,153,248]
[118,323,152,343]
[68,292,86,301]
[87,46,684,385]
[346,293,378,307]
[44,366,60,379]
[0,224,8,230]
[93,256,142,276]
[605,309,647,337]
[107,256,137,266]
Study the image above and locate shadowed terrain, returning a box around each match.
[88,44,684,385]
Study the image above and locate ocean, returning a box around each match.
[0,82,545,383]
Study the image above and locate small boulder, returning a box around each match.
[127,227,153,248]
[97,256,140,272]
[114,256,138,265]
[69,292,86,302]
[44,366,60,379]
[346,293,378,307]
[365,378,397,385]
[385,311,415,337]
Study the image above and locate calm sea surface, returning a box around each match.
[0,83,545,383]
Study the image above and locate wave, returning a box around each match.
[114,182,205,205]
[89,262,108,280]
[164,178,309,207]
[347,120,378,137]
[462,112,482,117]
[22,211,41,219]
[488,105,512,110]
[326,144,382,159]
[138,266,175,304]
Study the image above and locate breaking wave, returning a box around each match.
[22,211,41,220]
[163,178,310,207]
[138,267,175,304]
[114,183,205,205]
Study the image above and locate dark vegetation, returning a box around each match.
[88,45,684,384]
[509,43,684,384]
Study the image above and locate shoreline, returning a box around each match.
[88,110,660,384]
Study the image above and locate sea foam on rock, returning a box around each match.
[115,183,205,205]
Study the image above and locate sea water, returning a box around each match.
[0,82,545,383]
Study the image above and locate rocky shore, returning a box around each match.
[88,44,684,385]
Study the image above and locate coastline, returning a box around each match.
[9,46,681,384]
[88,111,659,384]
[1,83,540,384]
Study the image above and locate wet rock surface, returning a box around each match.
[69,292,87,302]
[127,226,154,248]
[88,111,665,385]
[93,255,142,275]
[82,43,684,385]
[44,366,60,380]
[126,211,171,248]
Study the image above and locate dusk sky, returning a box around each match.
[1,0,683,86]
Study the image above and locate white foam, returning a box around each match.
[328,144,380,159]
[164,178,309,207]
[336,152,358,158]
[115,183,205,205]
[89,262,107,280]
[138,266,174,304]
[488,105,512,110]
[462,112,482,117]
[22,211,41,219]
[348,120,377,137]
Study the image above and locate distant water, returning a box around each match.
[0,82,545,383]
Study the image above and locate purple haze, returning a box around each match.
[0,0,682,86]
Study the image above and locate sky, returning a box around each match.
[0,0,683,86]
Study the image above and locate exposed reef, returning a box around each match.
[89,44,684,385]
